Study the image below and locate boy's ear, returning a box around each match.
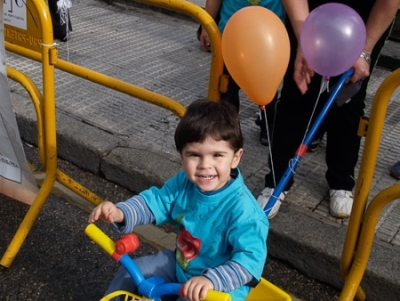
[231,148,244,168]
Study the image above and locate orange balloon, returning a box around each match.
[222,6,290,106]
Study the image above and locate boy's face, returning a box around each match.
[181,136,243,192]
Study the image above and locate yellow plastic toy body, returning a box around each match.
[100,290,231,301]
[246,277,291,301]
[100,290,144,301]
[100,285,232,301]
[101,277,292,301]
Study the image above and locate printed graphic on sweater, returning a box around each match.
[176,225,202,270]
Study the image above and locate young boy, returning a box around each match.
[88,99,269,301]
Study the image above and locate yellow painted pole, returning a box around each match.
[5,42,187,118]
[55,59,187,118]
[132,0,223,101]
[339,185,400,301]
[0,0,56,268]
[339,68,400,300]
[6,67,45,166]
[56,170,104,206]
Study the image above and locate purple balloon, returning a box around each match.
[300,3,366,77]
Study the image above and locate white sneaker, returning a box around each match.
[257,187,287,219]
[329,189,353,218]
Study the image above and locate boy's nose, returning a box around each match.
[199,157,211,169]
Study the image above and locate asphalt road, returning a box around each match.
[0,143,341,301]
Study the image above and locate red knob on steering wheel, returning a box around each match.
[115,234,140,254]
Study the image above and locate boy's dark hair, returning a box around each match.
[175,99,243,153]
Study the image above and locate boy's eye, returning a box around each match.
[214,153,223,157]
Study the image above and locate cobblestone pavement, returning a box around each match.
[4,0,400,299]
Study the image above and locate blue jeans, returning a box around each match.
[104,249,186,301]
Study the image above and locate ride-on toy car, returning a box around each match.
[85,224,292,301]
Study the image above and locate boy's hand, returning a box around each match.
[182,276,214,301]
[88,201,124,224]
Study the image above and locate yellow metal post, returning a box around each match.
[1,0,56,267]
[5,42,188,118]
[6,67,45,164]
[133,0,224,101]
[339,185,400,301]
[339,68,400,301]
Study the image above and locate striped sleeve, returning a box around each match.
[202,261,253,292]
[114,195,155,234]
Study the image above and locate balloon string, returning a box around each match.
[260,106,277,188]
[288,156,300,174]
[299,76,329,148]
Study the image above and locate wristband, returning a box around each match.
[360,52,371,65]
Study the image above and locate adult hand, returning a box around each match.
[348,56,370,83]
[182,276,214,301]
[293,48,314,94]
[199,28,212,53]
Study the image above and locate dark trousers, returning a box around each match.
[220,66,240,112]
[264,16,392,191]
[48,0,72,41]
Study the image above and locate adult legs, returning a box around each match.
[325,21,393,191]
[257,95,278,146]
[264,17,324,191]
[262,16,394,218]
[324,88,364,190]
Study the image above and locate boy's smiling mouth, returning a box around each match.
[198,175,216,180]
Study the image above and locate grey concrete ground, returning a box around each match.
[4,0,400,299]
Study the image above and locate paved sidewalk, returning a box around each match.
[5,0,400,299]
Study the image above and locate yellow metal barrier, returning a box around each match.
[1,0,58,268]
[133,0,224,101]
[5,42,187,118]
[6,66,104,205]
[1,0,223,267]
[339,68,400,301]
[5,0,224,116]
[6,67,45,161]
